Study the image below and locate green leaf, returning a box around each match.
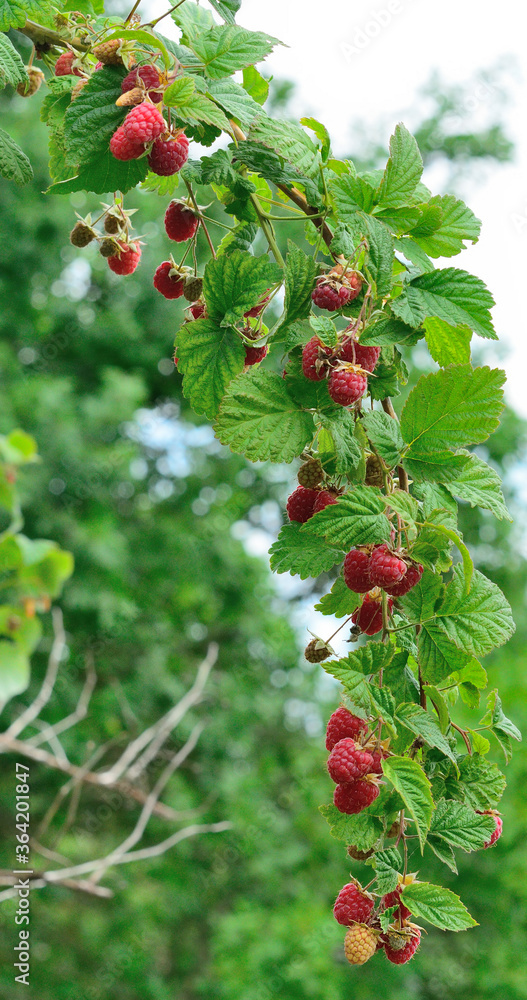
[322,665,371,712]
[0,429,37,464]
[172,0,215,39]
[458,755,506,810]
[47,149,147,196]
[175,319,244,420]
[371,849,402,894]
[0,642,30,702]
[190,25,281,79]
[208,78,263,128]
[203,250,281,327]
[412,194,481,258]
[163,74,196,106]
[384,490,418,525]
[103,27,171,69]
[64,66,127,160]
[381,756,434,852]
[0,33,27,88]
[301,488,392,547]
[427,836,458,873]
[330,174,377,218]
[318,410,362,475]
[393,268,496,340]
[319,804,381,849]
[396,703,457,765]
[314,577,359,618]
[401,365,505,454]
[300,116,331,161]
[217,221,258,256]
[430,799,495,852]
[423,685,450,733]
[16,538,74,598]
[0,126,32,185]
[269,522,344,580]
[401,882,477,931]
[445,451,512,521]
[164,89,232,131]
[242,65,268,105]
[362,411,404,468]
[480,689,522,742]
[432,566,515,659]
[215,370,314,463]
[0,0,45,30]
[375,123,423,209]
[359,316,422,348]
[329,641,394,677]
[404,450,469,486]
[273,242,317,336]
[361,214,394,298]
[424,317,472,367]
[247,116,320,181]
[208,0,241,22]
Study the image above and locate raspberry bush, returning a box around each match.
[1,0,521,971]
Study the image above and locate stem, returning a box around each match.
[248,194,285,267]
[124,0,142,24]
[381,397,409,491]
[325,615,354,645]
[451,722,472,755]
[184,181,216,259]
[146,0,188,28]
[18,19,90,51]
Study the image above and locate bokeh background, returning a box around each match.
[0,1,526,997]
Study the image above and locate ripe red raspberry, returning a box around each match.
[384,927,421,965]
[312,280,352,311]
[477,810,503,848]
[334,779,380,815]
[188,301,206,320]
[286,486,318,524]
[245,345,268,366]
[370,749,386,775]
[343,548,372,593]
[121,64,162,102]
[165,201,199,242]
[55,51,82,77]
[334,884,375,926]
[339,338,381,373]
[109,125,145,161]
[123,102,166,143]
[313,490,339,514]
[344,923,378,966]
[328,367,367,406]
[148,134,189,176]
[325,707,367,751]
[301,336,333,381]
[382,888,411,921]
[384,561,423,597]
[244,294,270,317]
[107,242,141,275]
[153,261,185,299]
[351,594,393,635]
[327,739,374,783]
[369,544,407,589]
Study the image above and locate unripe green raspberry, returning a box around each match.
[104,214,121,235]
[304,638,332,663]
[99,237,119,258]
[183,276,203,302]
[298,458,323,489]
[70,221,95,248]
[365,454,385,487]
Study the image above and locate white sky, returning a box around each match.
[148,0,527,415]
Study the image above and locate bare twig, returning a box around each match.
[6,607,66,740]
[29,651,96,748]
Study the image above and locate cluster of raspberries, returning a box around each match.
[334,879,422,967]
[325,706,384,815]
[109,98,189,177]
[302,331,380,407]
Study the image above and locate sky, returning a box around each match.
[147,0,527,415]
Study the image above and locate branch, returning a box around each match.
[381,397,409,492]
[18,19,90,52]
[6,607,66,740]
[28,651,96,748]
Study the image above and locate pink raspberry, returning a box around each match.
[123,102,166,144]
[107,242,141,276]
[328,367,367,406]
[244,294,270,317]
[121,64,162,102]
[109,125,145,161]
[343,548,372,593]
[301,336,333,381]
[54,51,82,77]
[351,594,393,635]
[286,486,318,524]
[188,301,206,320]
[148,134,189,176]
[477,810,503,848]
[334,883,375,926]
[334,778,380,815]
[339,338,381,373]
[153,261,185,299]
[327,739,374,783]
[245,345,268,366]
[325,707,367,751]
[313,490,339,513]
[369,544,407,589]
[384,562,423,597]
[384,928,421,965]
[165,201,199,242]
[381,888,411,921]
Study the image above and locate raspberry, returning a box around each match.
[93,39,123,65]
[153,261,185,299]
[343,548,372,593]
[327,739,374,783]
[351,594,393,636]
[343,923,378,966]
[165,201,199,242]
[384,926,421,965]
[334,778,380,814]
[99,238,119,258]
[313,490,339,513]
[347,844,374,861]
[17,67,45,97]
[183,275,203,302]
[369,544,407,589]
[109,125,145,161]
[382,888,411,921]
[370,749,386,775]
[298,458,323,489]
[312,281,350,311]
[245,345,268,366]
[148,134,189,176]
[54,51,82,77]
[304,638,332,663]
[301,336,333,381]
[121,64,162,102]
[384,562,423,597]
[328,367,367,406]
[69,221,94,248]
[244,294,270,317]
[188,301,206,320]
[286,485,318,523]
[123,102,166,144]
[104,214,120,235]
[325,707,367,751]
[339,338,381,372]
[107,242,141,275]
[477,810,503,848]
[334,883,375,926]
[365,454,385,488]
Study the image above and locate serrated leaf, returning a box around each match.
[361,214,395,298]
[64,66,127,160]
[319,804,382,849]
[217,221,258,256]
[479,689,522,741]
[401,882,477,930]
[371,848,402,894]
[445,451,512,521]
[458,755,506,810]
[430,799,495,852]
[176,318,245,420]
[359,316,422,348]
[242,65,268,105]
[0,126,32,185]
[215,370,314,463]
[327,642,394,678]
[362,411,404,468]
[163,74,196,105]
[422,685,450,732]
[467,729,490,754]
[0,33,27,88]
[300,116,330,160]
[384,490,418,525]
[413,194,481,258]
[432,566,515,659]
[427,836,458,873]
[424,317,472,367]
[164,89,232,131]
[314,577,359,618]
[393,268,496,340]
[395,703,457,765]
[273,242,317,336]
[0,0,45,30]
[401,365,505,454]
[190,25,281,79]
[318,410,362,475]
[269,522,344,580]
[248,116,320,181]
[203,250,281,327]
[404,449,470,486]
[381,756,434,852]
[208,78,263,128]
[301,487,392,547]
[208,0,241,22]
[172,0,215,39]
[369,685,396,729]
[375,123,423,209]
[322,664,371,711]
[47,148,147,196]
[330,174,377,217]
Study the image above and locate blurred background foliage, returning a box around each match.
[0,42,526,1000]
